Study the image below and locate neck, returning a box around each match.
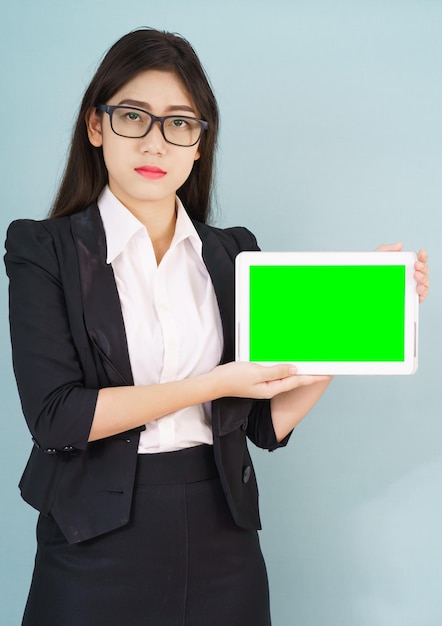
[107,183,178,264]
[129,198,177,244]
[125,196,177,266]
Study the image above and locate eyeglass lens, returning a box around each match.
[110,107,203,146]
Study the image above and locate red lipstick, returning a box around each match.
[135,165,167,180]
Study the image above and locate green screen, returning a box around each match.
[249,265,405,362]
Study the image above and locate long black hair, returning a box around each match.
[50,28,219,223]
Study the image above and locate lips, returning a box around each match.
[135,165,167,180]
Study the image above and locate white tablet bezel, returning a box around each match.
[235,251,419,375]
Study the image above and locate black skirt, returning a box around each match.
[22,445,271,626]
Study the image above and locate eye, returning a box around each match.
[116,107,147,123]
[125,111,142,122]
[169,117,190,129]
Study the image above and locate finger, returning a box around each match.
[259,364,298,382]
[414,267,430,288]
[414,270,430,284]
[417,283,429,295]
[417,249,428,263]
[295,375,332,386]
[267,374,330,393]
[417,283,429,303]
[415,264,429,281]
[415,262,429,276]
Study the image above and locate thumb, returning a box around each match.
[375,242,403,252]
[263,364,297,381]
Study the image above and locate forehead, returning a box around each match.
[111,69,197,112]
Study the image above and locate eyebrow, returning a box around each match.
[117,99,197,115]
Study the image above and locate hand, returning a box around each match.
[212,361,330,400]
[376,242,430,303]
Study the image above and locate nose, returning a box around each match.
[139,120,167,154]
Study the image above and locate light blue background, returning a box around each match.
[1,1,441,624]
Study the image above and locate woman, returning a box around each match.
[5,28,429,626]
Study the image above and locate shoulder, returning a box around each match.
[4,210,89,275]
[193,220,260,253]
[213,224,259,250]
[5,204,100,251]
[5,216,70,263]
[6,215,71,245]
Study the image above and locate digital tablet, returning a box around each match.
[235,251,419,375]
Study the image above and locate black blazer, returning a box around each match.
[5,203,290,544]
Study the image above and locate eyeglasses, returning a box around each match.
[96,104,208,147]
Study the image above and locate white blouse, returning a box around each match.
[98,186,223,453]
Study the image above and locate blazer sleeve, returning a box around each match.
[247,399,292,451]
[4,219,98,452]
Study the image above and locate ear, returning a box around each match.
[194,149,201,161]
[85,107,103,147]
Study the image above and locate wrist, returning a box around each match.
[203,364,228,400]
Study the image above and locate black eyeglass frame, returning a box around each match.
[96,104,208,147]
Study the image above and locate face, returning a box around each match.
[86,69,201,216]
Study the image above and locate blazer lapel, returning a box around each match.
[193,220,254,435]
[192,221,235,365]
[70,204,134,387]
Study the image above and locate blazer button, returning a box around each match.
[242,465,252,484]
